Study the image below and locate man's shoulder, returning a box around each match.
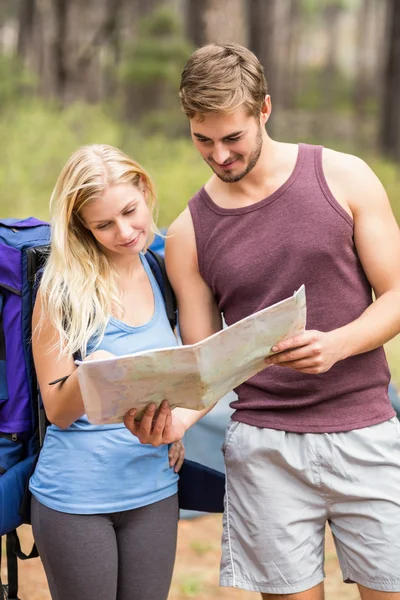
[322,147,372,183]
[168,207,192,237]
[321,147,386,212]
[165,208,199,277]
[168,179,213,236]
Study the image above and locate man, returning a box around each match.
[125,43,400,599]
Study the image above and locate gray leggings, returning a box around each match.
[31,493,179,600]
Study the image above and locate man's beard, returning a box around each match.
[210,127,263,183]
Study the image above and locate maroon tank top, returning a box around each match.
[188,143,393,433]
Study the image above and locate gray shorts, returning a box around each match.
[220,417,400,594]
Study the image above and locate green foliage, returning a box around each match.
[0,53,36,109]
[135,107,188,137]
[124,131,208,226]
[119,7,192,86]
[0,100,207,225]
[301,0,352,15]
[142,5,180,35]
[294,66,354,114]
[0,101,120,219]
[118,6,193,135]
[122,38,190,85]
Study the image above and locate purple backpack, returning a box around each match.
[0,217,50,599]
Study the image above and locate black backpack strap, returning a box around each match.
[5,532,20,600]
[0,530,37,600]
[26,248,49,448]
[145,249,177,330]
[7,530,39,562]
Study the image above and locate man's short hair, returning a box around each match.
[179,43,268,120]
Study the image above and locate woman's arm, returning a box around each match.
[32,292,85,428]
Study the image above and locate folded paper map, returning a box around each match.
[76,285,307,425]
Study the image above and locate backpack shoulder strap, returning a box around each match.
[145,249,177,330]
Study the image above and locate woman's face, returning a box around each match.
[80,182,152,262]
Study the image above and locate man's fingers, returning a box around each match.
[276,358,316,369]
[269,345,319,365]
[273,357,327,374]
[271,331,319,353]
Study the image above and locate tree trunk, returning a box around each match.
[248,0,280,134]
[17,0,36,58]
[321,2,343,111]
[52,0,68,101]
[353,0,375,117]
[282,0,301,110]
[134,0,165,18]
[248,0,276,98]
[380,0,400,160]
[49,0,124,104]
[185,0,208,47]
[204,0,247,46]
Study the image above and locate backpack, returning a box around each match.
[0,218,50,600]
[0,217,224,600]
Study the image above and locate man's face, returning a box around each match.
[190,107,264,183]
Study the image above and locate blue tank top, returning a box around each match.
[29,254,179,514]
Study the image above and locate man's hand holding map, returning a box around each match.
[76,285,307,424]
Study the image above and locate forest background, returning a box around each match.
[0,1,400,597]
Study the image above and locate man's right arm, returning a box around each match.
[165,207,223,430]
[165,207,222,345]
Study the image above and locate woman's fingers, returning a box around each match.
[123,408,137,435]
[140,404,157,439]
[124,401,175,445]
[174,444,185,472]
[151,401,170,445]
[169,440,185,472]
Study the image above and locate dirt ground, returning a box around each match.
[2,516,360,600]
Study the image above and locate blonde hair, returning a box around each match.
[39,144,159,358]
[179,43,267,120]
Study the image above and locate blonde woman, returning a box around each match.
[29,144,184,600]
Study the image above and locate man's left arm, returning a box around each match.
[268,152,400,374]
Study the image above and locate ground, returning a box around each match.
[2,515,360,600]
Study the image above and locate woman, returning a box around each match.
[30,144,184,600]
